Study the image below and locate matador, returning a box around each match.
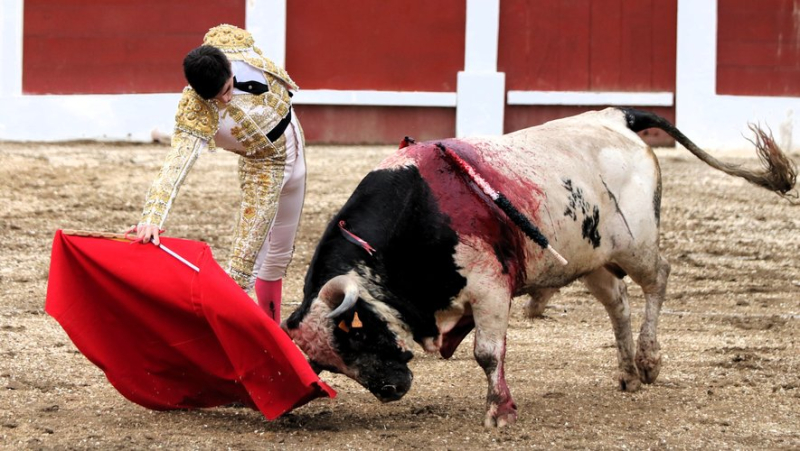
[136,24,305,322]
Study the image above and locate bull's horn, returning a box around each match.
[321,275,360,318]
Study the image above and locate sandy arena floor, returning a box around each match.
[0,139,798,450]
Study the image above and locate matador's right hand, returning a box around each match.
[134,224,162,246]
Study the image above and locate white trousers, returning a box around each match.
[252,115,306,281]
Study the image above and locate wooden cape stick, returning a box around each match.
[61,229,200,272]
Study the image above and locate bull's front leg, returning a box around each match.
[471,289,516,428]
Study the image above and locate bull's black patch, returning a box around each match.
[289,166,468,344]
[653,175,662,226]
[562,178,602,248]
[582,205,601,248]
[604,262,627,279]
[562,179,580,220]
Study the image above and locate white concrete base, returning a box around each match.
[0,94,179,142]
[293,90,456,107]
[456,71,505,138]
[507,90,674,107]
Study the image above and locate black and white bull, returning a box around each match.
[284,108,796,427]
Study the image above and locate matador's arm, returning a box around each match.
[139,88,219,228]
[139,131,207,228]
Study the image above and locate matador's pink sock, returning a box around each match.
[255,278,282,323]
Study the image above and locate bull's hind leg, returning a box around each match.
[582,268,641,392]
[630,255,671,383]
[522,287,559,318]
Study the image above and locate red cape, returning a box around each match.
[45,230,335,420]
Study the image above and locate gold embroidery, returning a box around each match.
[202,24,299,90]
[144,23,299,289]
[223,92,292,158]
[203,24,254,50]
[227,151,287,288]
[139,131,205,228]
[174,88,219,141]
[241,53,299,90]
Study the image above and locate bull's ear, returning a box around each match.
[321,275,360,318]
[351,312,363,328]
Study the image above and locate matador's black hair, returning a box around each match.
[183,45,232,100]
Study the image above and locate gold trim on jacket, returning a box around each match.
[203,24,298,91]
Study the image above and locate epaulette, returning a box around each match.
[173,87,219,141]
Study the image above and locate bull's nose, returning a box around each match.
[377,384,404,402]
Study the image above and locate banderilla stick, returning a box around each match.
[436,144,568,266]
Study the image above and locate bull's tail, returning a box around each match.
[619,108,797,198]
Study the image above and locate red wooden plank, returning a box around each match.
[718,41,800,67]
[501,0,676,93]
[556,0,591,91]
[718,10,791,43]
[24,0,244,35]
[650,0,677,91]
[497,0,527,90]
[589,0,623,90]
[523,0,563,91]
[717,0,800,96]
[717,67,800,97]
[504,105,675,146]
[24,36,193,66]
[500,0,595,91]
[720,0,766,8]
[294,106,455,144]
[23,0,245,94]
[285,0,465,91]
[619,0,655,91]
[499,0,560,91]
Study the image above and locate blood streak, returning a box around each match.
[396,139,545,292]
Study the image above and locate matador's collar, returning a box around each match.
[202,24,298,90]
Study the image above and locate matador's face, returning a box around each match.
[213,74,234,105]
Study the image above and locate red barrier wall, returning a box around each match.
[717,0,800,97]
[498,0,677,145]
[498,0,677,92]
[294,105,456,145]
[285,0,465,91]
[285,0,465,142]
[22,0,245,94]
[20,0,797,144]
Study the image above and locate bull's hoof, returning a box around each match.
[636,353,662,384]
[636,338,662,384]
[484,410,517,428]
[484,399,518,428]
[617,371,642,392]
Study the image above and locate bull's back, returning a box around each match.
[492,108,661,286]
[377,107,660,290]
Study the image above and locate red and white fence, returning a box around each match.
[1,0,798,151]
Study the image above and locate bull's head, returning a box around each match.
[283,275,415,402]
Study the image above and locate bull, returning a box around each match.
[283,108,796,427]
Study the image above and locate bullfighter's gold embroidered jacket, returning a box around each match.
[139,24,302,288]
